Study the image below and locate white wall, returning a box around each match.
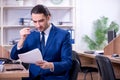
[75,0,120,51]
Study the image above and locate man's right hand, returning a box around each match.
[20,28,31,39]
[17,28,31,48]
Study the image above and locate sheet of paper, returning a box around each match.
[18,48,43,64]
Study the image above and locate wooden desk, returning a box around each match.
[0,64,29,80]
[78,52,120,65]
[77,52,98,80]
[77,52,120,80]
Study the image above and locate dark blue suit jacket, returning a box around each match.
[10,24,72,80]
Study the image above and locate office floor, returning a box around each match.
[77,72,98,80]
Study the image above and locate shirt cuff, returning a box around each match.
[50,63,54,72]
[17,44,22,50]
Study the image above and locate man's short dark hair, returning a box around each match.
[31,5,51,16]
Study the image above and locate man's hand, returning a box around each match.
[18,28,31,48]
[20,28,31,39]
[35,60,54,70]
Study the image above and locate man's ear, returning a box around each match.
[47,15,51,21]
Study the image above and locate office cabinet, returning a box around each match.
[0,0,76,51]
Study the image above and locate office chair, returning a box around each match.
[69,51,80,80]
[72,51,98,80]
[95,55,120,80]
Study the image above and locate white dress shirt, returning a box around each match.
[40,24,52,46]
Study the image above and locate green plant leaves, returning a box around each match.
[83,16,119,50]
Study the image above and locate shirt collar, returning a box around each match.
[43,23,52,36]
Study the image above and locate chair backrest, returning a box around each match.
[69,51,80,80]
[95,55,116,80]
[72,51,82,71]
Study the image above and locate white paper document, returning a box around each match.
[18,48,43,64]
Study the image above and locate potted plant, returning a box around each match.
[83,16,119,50]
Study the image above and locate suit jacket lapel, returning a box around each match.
[43,25,57,57]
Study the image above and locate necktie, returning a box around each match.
[40,32,45,54]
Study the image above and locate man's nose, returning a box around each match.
[36,22,41,26]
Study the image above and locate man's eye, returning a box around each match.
[38,19,44,22]
[33,21,37,23]
[33,19,45,23]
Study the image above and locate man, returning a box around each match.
[10,5,72,80]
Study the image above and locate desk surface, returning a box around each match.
[0,64,29,78]
[78,52,120,64]
[78,52,120,79]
